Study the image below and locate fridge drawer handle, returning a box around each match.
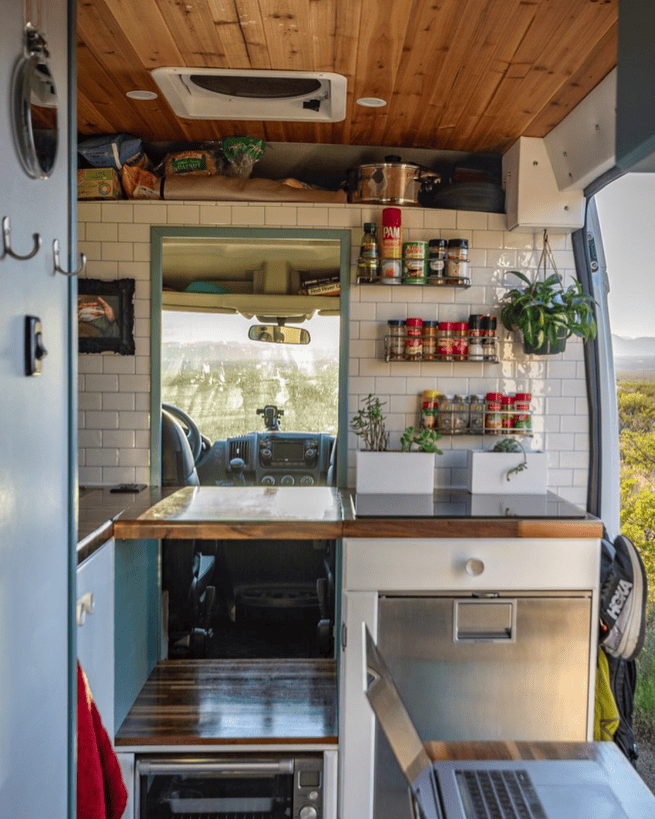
[137,759,295,776]
[465,558,485,576]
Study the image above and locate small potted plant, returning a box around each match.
[352,394,438,494]
[499,232,597,355]
[466,438,548,494]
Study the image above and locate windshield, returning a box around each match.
[161,310,340,440]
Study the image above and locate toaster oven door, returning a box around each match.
[136,754,324,819]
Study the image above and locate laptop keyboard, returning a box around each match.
[455,769,548,819]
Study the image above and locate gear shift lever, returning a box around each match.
[229,457,246,486]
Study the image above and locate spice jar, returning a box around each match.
[468,314,484,337]
[453,322,469,361]
[428,239,447,284]
[405,317,423,359]
[469,395,485,431]
[421,400,436,429]
[481,315,497,337]
[422,320,438,360]
[468,336,484,362]
[446,239,469,281]
[357,222,380,282]
[437,321,454,361]
[501,394,516,430]
[437,394,455,433]
[485,392,503,433]
[514,392,532,431]
[453,394,470,432]
[387,320,406,360]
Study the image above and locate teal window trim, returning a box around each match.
[150,226,351,488]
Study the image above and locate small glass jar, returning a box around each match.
[405,317,423,359]
[421,400,436,429]
[446,239,469,281]
[468,337,484,362]
[469,395,485,431]
[387,320,406,360]
[501,394,516,430]
[514,392,532,431]
[481,315,497,337]
[428,239,447,284]
[437,394,455,433]
[453,394,470,432]
[452,322,469,361]
[485,392,503,433]
[468,314,484,337]
[437,321,454,361]
[422,320,438,360]
[514,392,532,412]
[482,337,497,361]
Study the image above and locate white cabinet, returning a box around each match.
[339,536,600,819]
[76,538,115,734]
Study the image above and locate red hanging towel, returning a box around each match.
[77,661,128,819]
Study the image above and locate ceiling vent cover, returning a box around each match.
[151,68,347,122]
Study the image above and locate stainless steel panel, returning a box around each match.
[373,594,592,819]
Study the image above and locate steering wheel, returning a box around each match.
[162,403,203,463]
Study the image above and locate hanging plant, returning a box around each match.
[500,230,597,355]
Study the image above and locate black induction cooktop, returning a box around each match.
[353,489,589,519]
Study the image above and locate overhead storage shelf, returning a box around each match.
[161,291,340,318]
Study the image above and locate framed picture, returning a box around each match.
[78,278,135,355]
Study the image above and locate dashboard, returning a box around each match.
[195,431,335,487]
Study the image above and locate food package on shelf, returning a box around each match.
[77,168,123,200]
[220,136,266,177]
[78,133,147,172]
[162,174,347,203]
[156,142,223,177]
[121,164,162,199]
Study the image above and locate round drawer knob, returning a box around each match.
[300,806,318,819]
[465,558,484,576]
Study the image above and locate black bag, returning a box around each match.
[599,533,648,661]
[605,650,640,764]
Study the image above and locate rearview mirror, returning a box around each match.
[248,324,311,344]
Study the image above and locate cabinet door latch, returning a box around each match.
[341,622,347,649]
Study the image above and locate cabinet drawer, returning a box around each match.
[343,538,600,592]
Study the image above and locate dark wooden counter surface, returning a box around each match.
[79,486,603,565]
[115,658,337,747]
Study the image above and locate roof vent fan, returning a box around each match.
[151,68,347,123]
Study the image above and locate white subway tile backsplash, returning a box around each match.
[78,201,589,497]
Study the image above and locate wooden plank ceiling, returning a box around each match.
[77,0,618,155]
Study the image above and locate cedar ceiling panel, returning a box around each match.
[232,0,272,68]
[379,0,466,148]
[259,0,316,70]
[100,0,185,68]
[205,0,251,67]
[347,0,415,146]
[77,91,116,135]
[331,0,363,145]
[77,0,189,139]
[524,21,618,137]
[463,0,618,152]
[152,0,229,67]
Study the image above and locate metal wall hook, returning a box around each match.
[53,238,86,277]
[2,216,42,260]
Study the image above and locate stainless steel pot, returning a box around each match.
[347,155,440,206]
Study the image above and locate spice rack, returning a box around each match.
[356,276,471,288]
[384,335,499,363]
[417,392,534,437]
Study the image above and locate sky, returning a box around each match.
[594,174,655,339]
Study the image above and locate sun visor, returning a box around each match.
[151,68,347,122]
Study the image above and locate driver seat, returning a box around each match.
[161,409,216,657]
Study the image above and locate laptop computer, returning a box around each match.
[363,624,641,819]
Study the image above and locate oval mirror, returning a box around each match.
[11,27,58,179]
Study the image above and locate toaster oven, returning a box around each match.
[135,753,325,819]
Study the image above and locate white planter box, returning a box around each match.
[356,450,435,494]
[467,450,548,495]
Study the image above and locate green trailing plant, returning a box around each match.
[400,426,443,454]
[492,437,528,481]
[351,393,389,451]
[499,231,597,351]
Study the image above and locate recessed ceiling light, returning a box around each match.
[356,97,387,108]
[126,90,158,101]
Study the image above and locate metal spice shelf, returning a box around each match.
[357,276,471,288]
[384,335,499,364]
